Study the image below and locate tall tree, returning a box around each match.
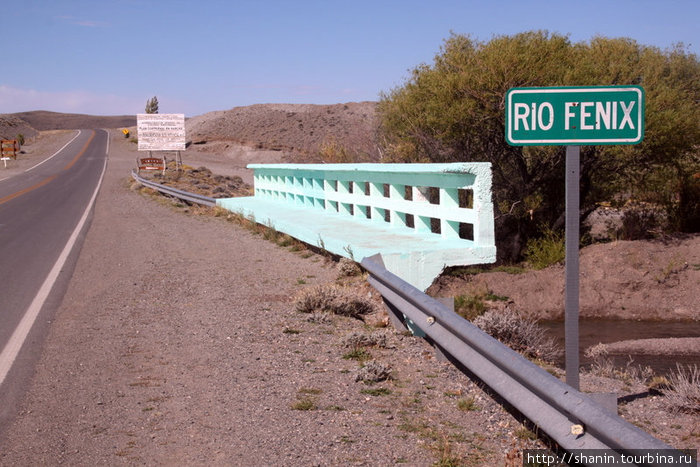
[378,32,700,261]
[145,96,159,114]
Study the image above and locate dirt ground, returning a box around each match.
[0,130,697,466]
[429,236,699,323]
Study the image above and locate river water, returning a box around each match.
[540,319,700,375]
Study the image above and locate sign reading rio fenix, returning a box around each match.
[137,113,186,151]
[505,86,644,146]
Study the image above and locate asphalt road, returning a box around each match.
[0,129,108,430]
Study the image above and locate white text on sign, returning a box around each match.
[513,101,637,132]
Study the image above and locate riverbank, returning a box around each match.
[429,235,699,322]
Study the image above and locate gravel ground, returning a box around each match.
[0,131,697,466]
[601,338,700,356]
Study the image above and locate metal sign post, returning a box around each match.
[564,145,580,389]
[506,85,644,391]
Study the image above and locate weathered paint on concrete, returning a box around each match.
[217,163,496,290]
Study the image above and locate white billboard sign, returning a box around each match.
[137,113,186,151]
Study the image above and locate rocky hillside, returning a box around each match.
[0,115,38,140]
[186,102,380,161]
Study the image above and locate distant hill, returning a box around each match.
[9,111,136,131]
[5,103,381,161]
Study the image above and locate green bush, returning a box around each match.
[378,32,700,259]
[524,227,565,270]
[454,294,487,321]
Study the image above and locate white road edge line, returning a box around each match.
[0,138,108,386]
[25,130,82,173]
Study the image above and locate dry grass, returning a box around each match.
[342,331,389,349]
[473,309,561,363]
[291,398,316,411]
[456,397,480,412]
[584,343,655,384]
[342,348,372,362]
[293,284,376,319]
[662,364,700,414]
[337,257,362,277]
[355,361,392,383]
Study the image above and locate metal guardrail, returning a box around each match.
[130,170,216,207]
[361,254,692,467]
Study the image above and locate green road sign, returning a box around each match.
[506,86,644,146]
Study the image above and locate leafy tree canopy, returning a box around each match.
[378,31,700,261]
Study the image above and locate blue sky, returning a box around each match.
[2,0,698,116]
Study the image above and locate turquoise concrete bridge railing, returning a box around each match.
[216,163,496,290]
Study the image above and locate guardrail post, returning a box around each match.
[431,297,455,362]
[365,254,409,332]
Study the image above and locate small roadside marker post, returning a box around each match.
[505,85,645,390]
[1,140,19,168]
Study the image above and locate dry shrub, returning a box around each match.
[584,343,616,377]
[337,257,362,277]
[306,312,334,324]
[342,331,389,349]
[355,361,392,383]
[473,309,561,362]
[294,284,375,319]
[662,364,700,414]
[584,343,655,383]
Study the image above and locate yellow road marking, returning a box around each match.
[0,131,95,206]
